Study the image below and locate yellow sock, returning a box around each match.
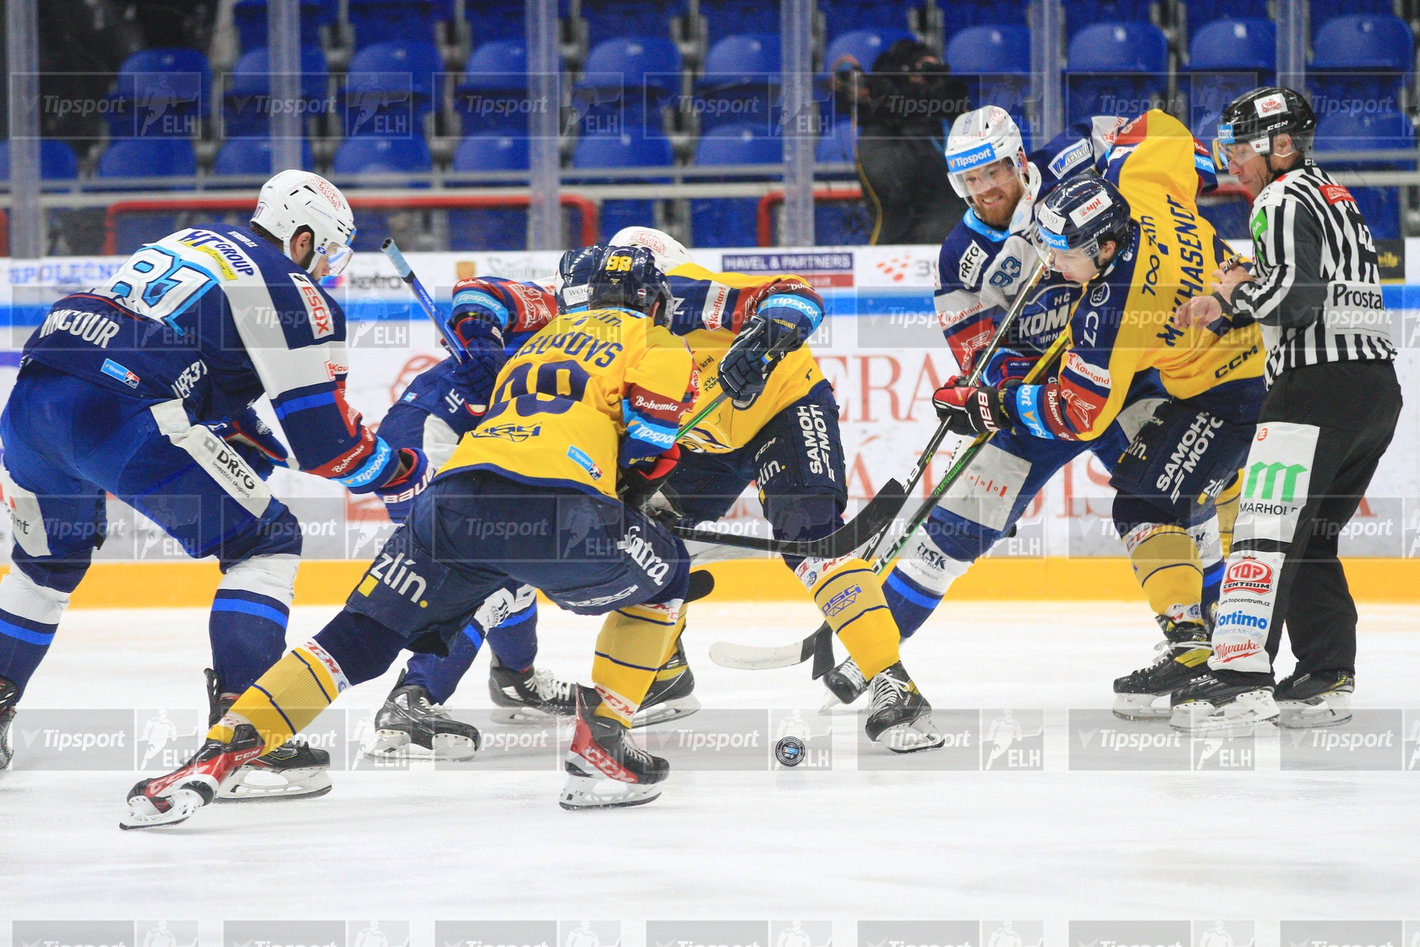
[1215,473,1242,558]
[591,601,684,726]
[798,556,901,679]
[1123,524,1203,622]
[207,641,347,751]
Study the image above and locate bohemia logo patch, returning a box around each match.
[1320,183,1355,205]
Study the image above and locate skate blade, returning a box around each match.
[1112,693,1172,721]
[216,764,333,802]
[119,788,206,830]
[877,717,946,754]
[489,706,566,726]
[1170,693,1279,737]
[819,687,867,714]
[362,730,478,761]
[631,695,701,729]
[1277,695,1353,729]
[558,773,662,810]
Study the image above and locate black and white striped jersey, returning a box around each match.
[1229,158,1397,384]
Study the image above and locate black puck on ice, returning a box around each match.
[774,736,806,767]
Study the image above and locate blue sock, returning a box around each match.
[1201,559,1224,624]
[0,609,58,700]
[881,569,943,640]
[209,589,289,692]
[405,624,483,705]
[487,604,539,671]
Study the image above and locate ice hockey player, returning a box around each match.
[933,166,1265,714]
[1172,87,1400,732]
[820,108,1250,719]
[368,226,946,756]
[122,246,705,825]
[0,171,429,797]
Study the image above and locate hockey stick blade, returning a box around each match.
[669,479,905,558]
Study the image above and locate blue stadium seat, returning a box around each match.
[581,0,688,46]
[341,41,440,138]
[456,40,531,135]
[1310,15,1414,118]
[691,123,780,247]
[1180,0,1269,37]
[223,45,330,137]
[449,134,531,250]
[1187,18,1275,135]
[1314,110,1415,239]
[696,33,781,133]
[935,0,1029,30]
[0,140,80,186]
[460,3,529,42]
[1064,0,1154,37]
[820,28,916,129]
[212,138,315,178]
[572,131,676,241]
[1066,22,1169,125]
[96,140,199,253]
[333,136,434,250]
[698,0,768,43]
[348,0,446,49]
[233,0,336,54]
[573,36,682,130]
[818,0,916,37]
[108,48,212,139]
[946,25,1032,150]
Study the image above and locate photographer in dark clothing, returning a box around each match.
[835,39,971,245]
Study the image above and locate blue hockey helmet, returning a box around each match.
[588,245,673,323]
[1032,174,1132,268]
[553,244,607,311]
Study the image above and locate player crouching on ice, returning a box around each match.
[0,171,430,799]
[365,226,946,759]
[122,247,702,825]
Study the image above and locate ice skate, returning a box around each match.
[1170,673,1278,735]
[364,670,480,760]
[488,655,578,724]
[863,662,944,753]
[121,724,266,829]
[206,669,333,801]
[560,685,668,810]
[1113,618,1212,720]
[631,638,700,728]
[1275,670,1354,729]
[0,675,17,770]
[820,655,869,710]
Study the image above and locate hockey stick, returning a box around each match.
[668,477,906,557]
[710,311,1069,673]
[381,237,469,362]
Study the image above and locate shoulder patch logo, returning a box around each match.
[291,272,334,339]
[958,242,989,286]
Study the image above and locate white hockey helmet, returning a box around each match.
[608,226,692,273]
[251,169,357,276]
[944,106,1028,201]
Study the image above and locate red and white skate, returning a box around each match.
[120,724,265,829]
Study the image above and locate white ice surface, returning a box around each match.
[3,599,1419,934]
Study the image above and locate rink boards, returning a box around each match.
[2,244,1418,604]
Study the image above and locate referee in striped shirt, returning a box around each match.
[1171,86,1402,733]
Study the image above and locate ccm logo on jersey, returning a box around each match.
[958,243,989,285]
[291,273,335,338]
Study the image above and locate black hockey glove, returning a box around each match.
[932,382,1013,437]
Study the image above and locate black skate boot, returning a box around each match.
[863,661,944,753]
[1275,669,1355,729]
[560,685,669,810]
[1113,618,1212,720]
[820,655,869,710]
[365,669,481,760]
[0,675,17,771]
[631,638,700,728]
[1170,672,1278,735]
[121,723,266,829]
[488,655,578,724]
[206,668,333,801]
